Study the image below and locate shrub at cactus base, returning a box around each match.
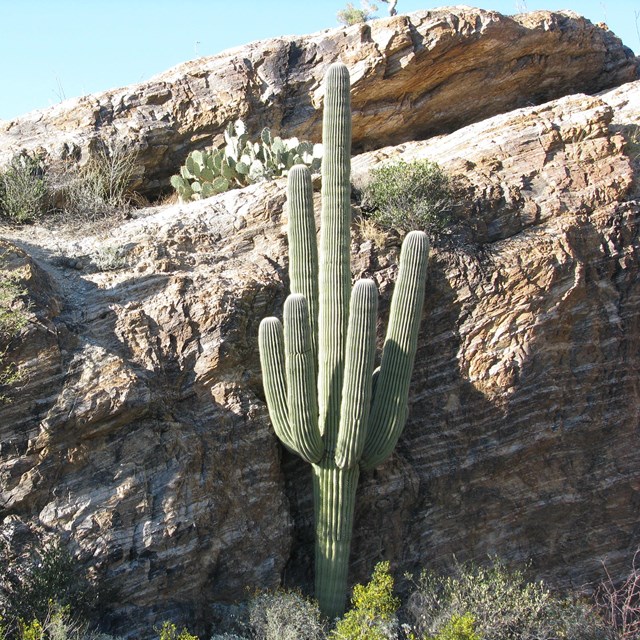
[258,62,429,619]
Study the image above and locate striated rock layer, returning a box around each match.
[1,73,639,636]
[0,7,637,197]
[1,6,640,636]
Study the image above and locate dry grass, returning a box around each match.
[352,214,389,250]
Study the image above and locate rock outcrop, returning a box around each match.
[0,7,637,197]
[1,7,639,640]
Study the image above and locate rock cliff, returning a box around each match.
[1,6,639,638]
[0,7,637,197]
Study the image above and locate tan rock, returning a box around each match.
[1,17,639,640]
[0,7,636,197]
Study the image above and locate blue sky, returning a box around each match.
[1,0,638,121]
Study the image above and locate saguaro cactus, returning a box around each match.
[258,62,429,619]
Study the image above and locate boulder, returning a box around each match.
[0,7,637,197]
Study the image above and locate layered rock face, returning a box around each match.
[0,7,637,197]
[1,7,640,639]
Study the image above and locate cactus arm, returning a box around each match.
[318,62,352,447]
[287,166,319,371]
[284,294,325,463]
[335,279,378,470]
[258,317,297,453]
[360,230,430,471]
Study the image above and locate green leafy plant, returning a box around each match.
[259,63,429,619]
[362,159,453,232]
[0,152,47,223]
[248,590,324,640]
[406,558,608,640]
[17,619,42,640]
[171,120,322,202]
[0,539,99,640]
[331,561,400,640]
[424,613,480,640]
[0,252,29,402]
[155,621,197,640]
[337,1,378,25]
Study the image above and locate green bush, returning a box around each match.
[155,621,197,640]
[406,558,609,640]
[0,153,47,223]
[362,159,453,232]
[248,589,324,640]
[0,539,98,640]
[331,561,400,640]
[425,613,480,640]
[337,2,378,25]
[0,252,29,402]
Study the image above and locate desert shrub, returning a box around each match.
[0,539,98,640]
[362,159,453,232]
[337,1,378,25]
[15,604,93,640]
[89,245,128,272]
[60,143,136,220]
[595,549,640,640]
[331,561,400,640]
[155,621,198,640]
[0,255,29,402]
[248,589,324,640]
[406,557,608,640]
[424,613,480,640]
[0,153,47,223]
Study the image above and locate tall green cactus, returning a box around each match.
[258,62,429,619]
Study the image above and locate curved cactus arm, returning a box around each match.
[360,230,430,471]
[335,279,379,470]
[284,294,325,463]
[318,61,352,447]
[288,165,319,370]
[258,317,297,453]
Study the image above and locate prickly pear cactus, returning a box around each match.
[171,121,322,202]
[258,62,429,619]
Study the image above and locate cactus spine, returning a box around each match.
[258,62,429,619]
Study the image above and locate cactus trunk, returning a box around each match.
[313,461,359,620]
[258,61,429,619]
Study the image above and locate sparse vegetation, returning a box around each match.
[0,153,48,223]
[362,159,454,233]
[0,539,98,640]
[405,557,609,640]
[425,612,480,640]
[1,550,638,639]
[0,252,29,402]
[353,214,389,250]
[337,1,378,25]
[248,590,324,640]
[595,550,640,640]
[58,143,137,221]
[89,244,129,272]
[155,621,198,640]
[0,143,137,226]
[331,561,400,639]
